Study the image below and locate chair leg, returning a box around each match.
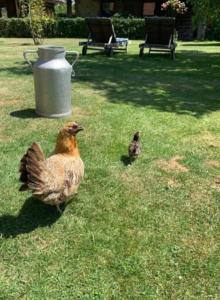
[82,45,87,56]
[171,49,175,60]
[105,47,113,57]
[109,47,113,57]
[125,43,128,53]
[139,47,144,57]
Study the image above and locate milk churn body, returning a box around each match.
[24,46,79,118]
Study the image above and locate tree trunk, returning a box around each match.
[15,0,20,17]
[197,21,207,40]
[67,0,72,17]
[75,0,78,16]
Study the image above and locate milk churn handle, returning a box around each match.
[66,51,79,77]
[23,50,37,68]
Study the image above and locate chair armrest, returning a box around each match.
[139,43,147,48]
[79,41,88,46]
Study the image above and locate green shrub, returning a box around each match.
[0,17,145,40]
[42,17,57,38]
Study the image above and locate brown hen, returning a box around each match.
[19,122,84,212]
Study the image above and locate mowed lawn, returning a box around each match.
[0,38,220,299]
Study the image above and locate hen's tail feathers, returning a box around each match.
[19,142,45,193]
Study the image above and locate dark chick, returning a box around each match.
[128,131,141,162]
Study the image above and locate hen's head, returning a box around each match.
[133,131,140,142]
[60,122,84,137]
[55,122,84,155]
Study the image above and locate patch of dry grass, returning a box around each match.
[156,155,189,173]
[184,131,220,148]
[206,160,220,168]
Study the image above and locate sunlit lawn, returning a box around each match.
[0,38,219,299]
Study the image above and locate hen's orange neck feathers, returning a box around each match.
[54,131,80,157]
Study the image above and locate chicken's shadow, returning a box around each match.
[0,197,63,238]
[120,155,131,166]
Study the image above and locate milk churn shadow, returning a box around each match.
[10,109,40,119]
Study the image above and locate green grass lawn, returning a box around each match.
[0,38,220,299]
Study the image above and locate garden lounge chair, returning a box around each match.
[79,17,128,57]
[139,17,177,60]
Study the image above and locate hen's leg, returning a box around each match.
[56,203,63,214]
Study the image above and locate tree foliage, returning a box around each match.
[187,0,220,23]
[19,0,29,17]
[19,0,47,45]
[29,0,47,45]
[186,0,220,39]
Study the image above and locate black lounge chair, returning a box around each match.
[139,17,177,60]
[79,17,128,57]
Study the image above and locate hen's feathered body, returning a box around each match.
[19,123,84,211]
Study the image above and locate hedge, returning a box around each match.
[0,18,31,38]
[1,16,219,40]
[0,17,145,40]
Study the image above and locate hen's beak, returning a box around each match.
[75,126,84,133]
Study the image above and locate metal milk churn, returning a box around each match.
[23,46,79,118]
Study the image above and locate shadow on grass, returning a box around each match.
[1,49,220,117]
[181,43,220,47]
[21,43,34,46]
[120,155,131,166]
[10,109,39,119]
[0,197,63,238]
[76,50,220,117]
[0,61,32,76]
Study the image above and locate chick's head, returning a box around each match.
[133,131,140,141]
